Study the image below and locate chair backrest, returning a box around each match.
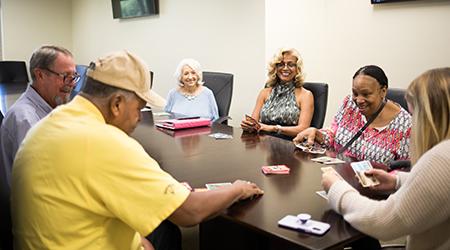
[70,65,88,99]
[202,71,234,118]
[150,71,154,88]
[0,61,29,83]
[386,88,408,112]
[302,82,328,129]
[0,111,13,250]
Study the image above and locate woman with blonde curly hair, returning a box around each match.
[241,48,314,137]
[321,68,450,250]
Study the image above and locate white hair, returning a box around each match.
[174,58,204,87]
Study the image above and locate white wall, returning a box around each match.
[71,0,266,126]
[266,0,450,127]
[2,0,449,127]
[1,0,72,61]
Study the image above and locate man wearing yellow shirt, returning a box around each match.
[11,51,263,250]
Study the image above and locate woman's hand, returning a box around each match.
[240,119,258,132]
[365,169,397,192]
[293,127,318,145]
[321,168,343,192]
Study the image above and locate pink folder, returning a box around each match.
[155,118,212,130]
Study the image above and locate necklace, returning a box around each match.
[182,93,196,101]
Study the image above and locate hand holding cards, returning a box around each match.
[244,114,261,132]
[350,161,380,187]
[295,141,326,154]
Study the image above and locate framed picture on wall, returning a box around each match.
[371,0,418,3]
[112,0,159,19]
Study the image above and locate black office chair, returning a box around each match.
[386,88,408,112]
[303,82,328,129]
[0,111,13,250]
[202,71,234,124]
[0,61,29,84]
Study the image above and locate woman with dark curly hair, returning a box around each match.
[241,48,314,137]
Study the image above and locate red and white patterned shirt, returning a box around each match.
[321,95,411,166]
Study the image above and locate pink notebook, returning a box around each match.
[155,118,212,130]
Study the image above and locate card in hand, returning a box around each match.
[315,190,328,200]
[350,161,380,187]
[262,165,290,175]
[205,182,232,190]
[245,114,261,130]
[295,141,326,154]
[312,156,345,165]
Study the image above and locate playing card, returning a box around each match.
[262,165,290,175]
[245,114,261,130]
[205,182,232,190]
[312,156,345,165]
[350,161,380,187]
[315,190,328,200]
[208,133,233,140]
[295,141,326,154]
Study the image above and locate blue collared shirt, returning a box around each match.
[0,85,52,187]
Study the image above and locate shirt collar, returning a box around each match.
[26,85,53,114]
[70,95,106,124]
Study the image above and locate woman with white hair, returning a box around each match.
[164,59,219,120]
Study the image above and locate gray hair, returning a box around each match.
[29,45,73,81]
[174,58,204,87]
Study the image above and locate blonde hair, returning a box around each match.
[174,58,204,87]
[405,67,450,164]
[266,48,305,88]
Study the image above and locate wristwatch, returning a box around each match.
[275,125,282,134]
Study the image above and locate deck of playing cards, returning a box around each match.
[295,141,326,154]
[311,156,345,165]
[350,161,380,187]
[205,182,232,190]
[245,114,261,132]
[262,165,290,175]
[209,133,233,139]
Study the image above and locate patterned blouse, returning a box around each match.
[260,82,300,126]
[320,95,411,165]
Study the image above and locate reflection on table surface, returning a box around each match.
[132,111,376,250]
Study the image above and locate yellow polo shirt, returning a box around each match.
[11,95,189,250]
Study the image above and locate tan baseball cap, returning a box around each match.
[86,50,166,107]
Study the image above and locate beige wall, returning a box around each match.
[265,0,450,127]
[1,0,449,127]
[1,0,72,61]
[71,0,266,126]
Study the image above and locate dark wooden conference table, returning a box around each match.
[132,111,374,250]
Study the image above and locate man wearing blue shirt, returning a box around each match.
[0,45,79,187]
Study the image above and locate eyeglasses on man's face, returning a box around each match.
[44,68,81,84]
[276,62,297,69]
